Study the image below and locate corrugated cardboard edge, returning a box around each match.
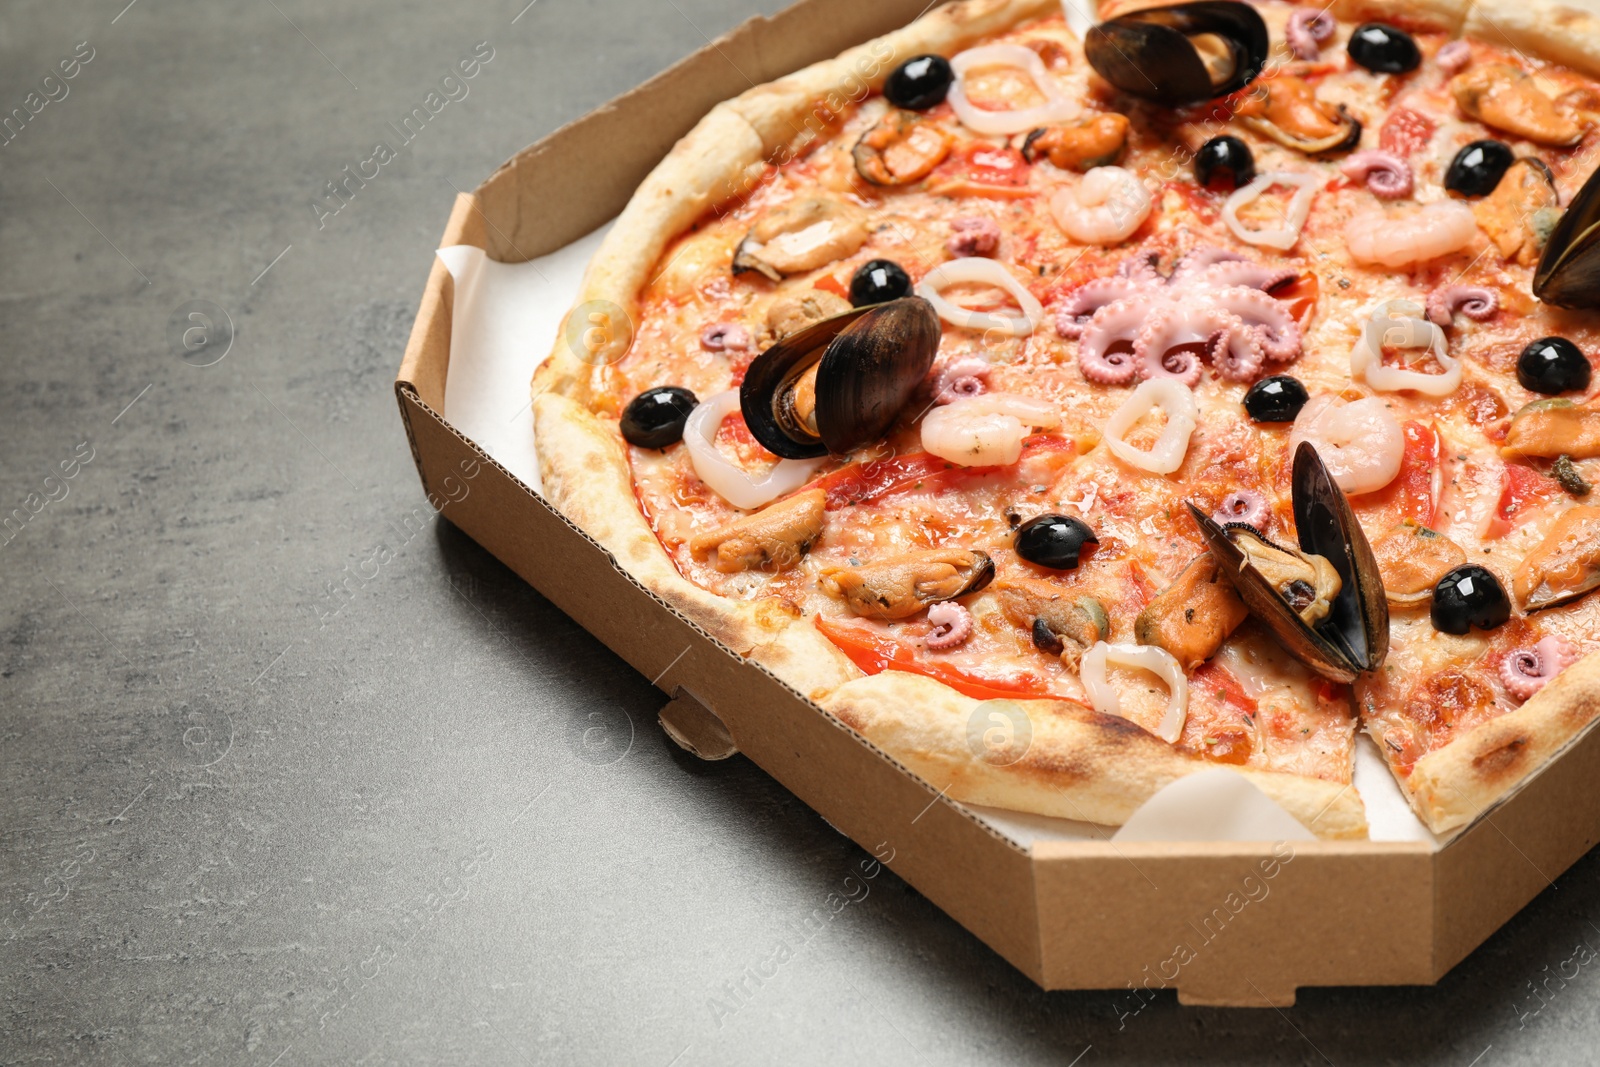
[392,0,1600,1003]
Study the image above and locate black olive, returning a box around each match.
[849,259,912,307]
[1243,375,1310,423]
[620,386,697,449]
[1347,23,1420,74]
[1517,337,1592,395]
[884,54,954,111]
[1444,140,1514,198]
[1015,513,1097,570]
[1431,565,1511,635]
[1195,135,1255,191]
[1032,618,1065,655]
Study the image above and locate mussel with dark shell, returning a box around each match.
[1187,443,1389,682]
[739,297,940,459]
[1534,163,1600,308]
[1085,1,1269,107]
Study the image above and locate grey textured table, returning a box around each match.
[4,1,1599,1063]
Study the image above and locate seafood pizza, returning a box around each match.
[532,0,1600,837]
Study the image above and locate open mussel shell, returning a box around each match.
[1535,163,1600,308]
[1086,1,1268,107]
[1188,443,1389,682]
[740,297,940,460]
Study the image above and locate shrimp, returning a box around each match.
[1288,395,1405,495]
[920,392,1060,467]
[1049,166,1152,246]
[1344,200,1478,269]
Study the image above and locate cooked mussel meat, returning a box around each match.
[1369,521,1468,606]
[740,297,940,459]
[1133,553,1249,670]
[1189,442,1389,682]
[1511,505,1600,611]
[820,548,995,620]
[992,578,1108,670]
[1475,157,1559,267]
[1535,163,1600,309]
[732,198,869,282]
[1502,398,1600,459]
[1085,1,1268,107]
[1021,114,1131,171]
[767,289,851,340]
[1234,75,1361,155]
[689,489,825,574]
[1450,64,1583,147]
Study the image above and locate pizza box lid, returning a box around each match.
[393,0,1600,1005]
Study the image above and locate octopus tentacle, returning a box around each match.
[1208,320,1266,380]
[1054,276,1147,338]
[932,358,993,404]
[1426,284,1498,326]
[1500,634,1580,701]
[925,602,974,649]
[1214,490,1271,529]
[1116,251,1163,285]
[1286,8,1335,59]
[1132,305,1212,387]
[1339,151,1414,199]
[1210,285,1300,361]
[1437,39,1472,74]
[1169,245,1247,285]
[1191,260,1298,293]
[1076,297,1149,385]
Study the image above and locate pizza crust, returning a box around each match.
[1329,0,1471,34]
[1464,0,1600,78]
[1399,649,1600,833]
[825,671,1370,839]
[746,618,864,703]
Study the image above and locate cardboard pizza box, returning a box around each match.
[394,0,1600,1006]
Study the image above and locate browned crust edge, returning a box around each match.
[1398,649,1600,834]
[824,671,1370,839]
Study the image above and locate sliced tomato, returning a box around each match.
[1191,661,1259,719]
[813,452,954,508]
[1353,421,1441,528]
[812,435,1074,509]
[814,616,1053,701]
[1493,461,1560,535]
[1182,662,1259,765]
[1378,107,1437,158]
[1395,421,1442,527]
[962,144,1030,187]
[1273,271,1319,332]
[813,275,850,300]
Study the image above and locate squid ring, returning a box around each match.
[1350,300,1462,397]
[1102,379,1199,475]
[947,44,1077,136]
[1079,641,1189,743]
[917,257,1046,337]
